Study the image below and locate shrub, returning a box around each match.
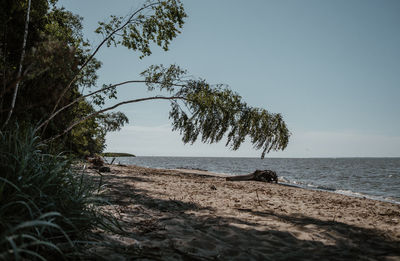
[0,126,113,260]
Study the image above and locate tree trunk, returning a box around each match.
[226,170,278,183]
[2,0,31,128]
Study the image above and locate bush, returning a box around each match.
[0,127,113,260]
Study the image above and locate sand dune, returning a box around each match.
[87,165,400,260]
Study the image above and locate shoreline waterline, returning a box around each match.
[106,156,400,204]
[107,158,400,205]
[174,167,400,205]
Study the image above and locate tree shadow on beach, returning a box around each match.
[92,172,400,261]
[130,199,399,260]
[100,173,151,183]
[236,208,400,260]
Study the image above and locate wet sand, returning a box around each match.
[88,164,400,260]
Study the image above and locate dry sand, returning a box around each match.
[87,164,400,260]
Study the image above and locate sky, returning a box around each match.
[57,0,400,158]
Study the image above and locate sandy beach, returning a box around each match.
[87,164,400,260]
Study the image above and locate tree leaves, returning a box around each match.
[143,65,290,158]
[95,0,187,58]
[1,0,289,158]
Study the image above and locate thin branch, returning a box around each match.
[35,79,186,132]
[46,2,160,132]
[44,95,186,142]
[2,0,31,128]
[0,23,7,110]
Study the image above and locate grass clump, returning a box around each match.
[0,127,115,260]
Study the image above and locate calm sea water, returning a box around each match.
[108,157,400,204]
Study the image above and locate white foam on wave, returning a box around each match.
[335,189,400,205]
[281,178,400,205]
[335,189,365,198]
[278,176,289,183]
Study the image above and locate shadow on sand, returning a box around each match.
[92,172,400,261]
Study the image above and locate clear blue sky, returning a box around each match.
[58,0,400,157]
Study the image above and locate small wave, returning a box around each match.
[280,179,400,204]
[278,176,289,183]
[176,166,208,172]
[335,189,400,204]
[316,185,336,191]
[306,183,336,191]
[335,189,365,198]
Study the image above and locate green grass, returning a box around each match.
[0,127,119,260]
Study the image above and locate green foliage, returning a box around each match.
[66,101,128,156]
[97,112,129,132]
[141,65,290,158]
[0,0,290,259]
[0,126,117,260]
[1,0,288,158]
[0,1,291,259]
[0,0,127,156]
[95,0,186,58]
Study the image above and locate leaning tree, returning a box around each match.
[4,0,290,158]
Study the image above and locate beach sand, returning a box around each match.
[87,164,400,260]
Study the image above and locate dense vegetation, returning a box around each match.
[0,0,128,157]
[0,0,290,259]
[0,127,117,260]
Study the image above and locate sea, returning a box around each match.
[107,157,400,205]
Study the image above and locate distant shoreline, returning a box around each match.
[106,155,400,159]
[102,152,136,157]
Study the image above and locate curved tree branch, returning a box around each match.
[44,95,186,143]
[35,80,186,132]
[44,2,160,132]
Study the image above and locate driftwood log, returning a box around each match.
[226,170,278,183]
[86,155,105,168]
[86,155,110,172]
